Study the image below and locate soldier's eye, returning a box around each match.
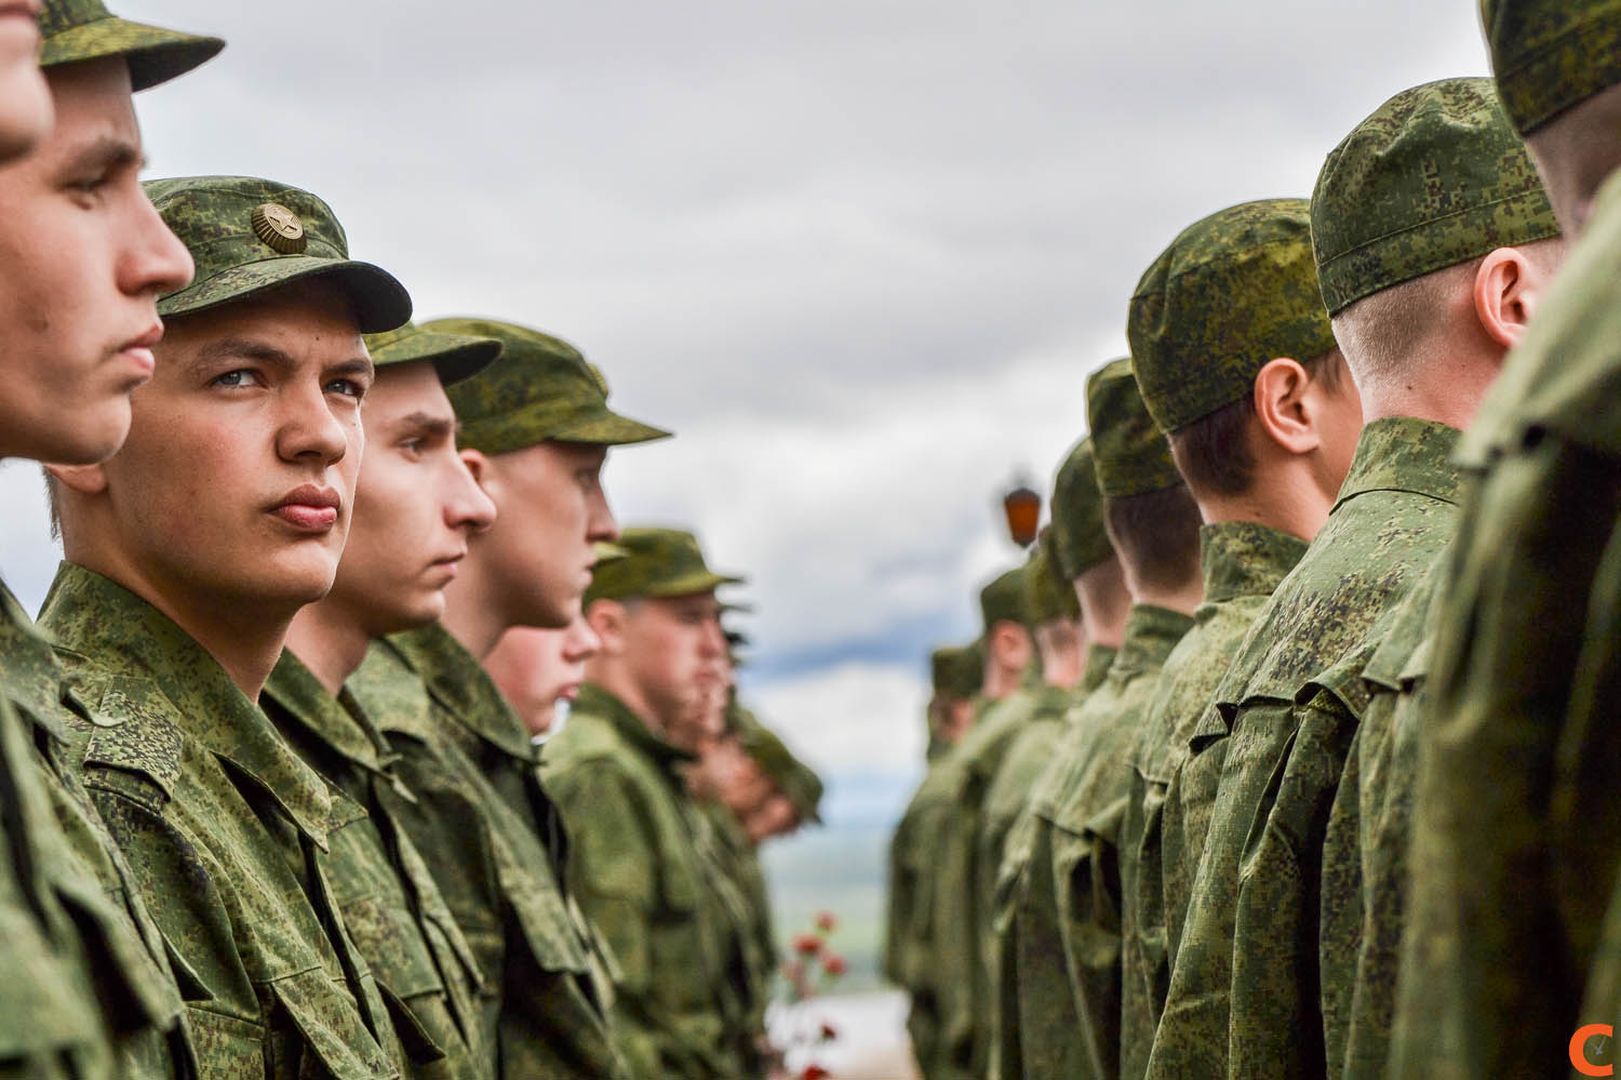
[326,378,366,399]
[212,369,260,388]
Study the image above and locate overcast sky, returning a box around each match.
[0,0,1489,809]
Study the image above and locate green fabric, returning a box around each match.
[364,322,501,386]
[1028,534,1081,623]
[931,643,981,698]
[39,563,401,1079]
[586,527,742,604]
[263,651,485,1078]
[694,803,774,1073]
[736,716,823,824]
[352,627,626,1079]
[1118,522,1308,1079]
[1149,418,1463,1079]
[40,0,222,91]
[981,565,1035,632]
[1483,0,1621,134]
[1311,77,1559,315]
[1129,199,1337,433]
[1051,439,1115,578]
[1087,358,1182,498]
[1047,605,1194,1079]
[431,318,670,453]
[541,683,739,1078]
[146,175,413,333]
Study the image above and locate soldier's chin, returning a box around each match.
[258,549,343,608]
[23,400,131,467]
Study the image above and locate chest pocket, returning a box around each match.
[265,967,395,1079]
[489,815,592,978]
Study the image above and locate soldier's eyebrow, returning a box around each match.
[56,133,143,179]
[192,338,296,372]
[395,410,456,440]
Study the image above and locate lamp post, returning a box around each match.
[1002,477,1041,548]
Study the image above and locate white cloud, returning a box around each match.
[747,660,929,780]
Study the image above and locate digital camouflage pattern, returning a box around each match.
[1048,605,1193,1079]
[540,683,739,1078]
[146,175,413,332]
[1394,171,1621,1079]
[262,651,486,1078]
[1027,535,1080,623]
[40,564,401,1079]
[1482,0,1621,134]
[1311,77,1559,315]
[698,800,776,1043]
[586,527,743,605]
[1050,439,1115,579]
[1149,418,1463,1079]
[349,628,625,1079]
[692,802,772,1073]
[1129,199,1337,434]
[0,582,192,1076]
[1118,522,1307,1079]
[363,322,501,386]
[991,644,1114,1080]
[40,0,222,91]
[980,565,1035,631]
[431,317,671,455]
[1087,359,1183,499]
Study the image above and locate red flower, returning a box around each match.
[823,953,847,977]
[815,911,838,933]
[793,933,823,956]
[801,1066,831,1080]
[819,1020,839,1041]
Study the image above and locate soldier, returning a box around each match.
[348,317,666,1078]
[1043,359,1204,1079]
[1118,198,1361,1079]
[0,4,218,1073]
[1150,79,1561,1079]
[541,526,748,1077]
[484,614,604,741]
[1396,3,1621,1074]
[42,173,420,1075]
[992,436,1128,1080]
[1027,531,1085,690]
[261,322,503,1076]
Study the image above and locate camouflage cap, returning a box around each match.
[739,718,823,825]
[363,322,500,387]
[980,566,1034,633]
[1027,530,1081,623]
[1482,0,1621,135]
[1049,438,1114,579]
[1312,77,1560,315]
[929,644,981,700]
[40,0,222,91]
[427,318,670,454]
[585,526,743,604]
[1087,358,1183,498]
[146,176,412,334]
[1129,199,1337,434]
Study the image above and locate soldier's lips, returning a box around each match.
[269,485,340,532]
[114,324,163,381]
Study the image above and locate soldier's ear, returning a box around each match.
[1251,356,1321,457]
[1473,243,1558,351]
[584,598,627,656]
[44,462,108,498]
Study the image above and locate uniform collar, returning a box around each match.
[0,578,70,738]
[1331,416,1465,514]
[1110,604,1195,678]
[1080,643,1117,692]
[40,563,336,848]
[572,682,697,772]
[263,650,392,776]
[1198,521,1310,608]
[385,621,535,764]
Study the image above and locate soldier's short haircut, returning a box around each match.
[1168,347,1347,498]
[1103,483,1202,593]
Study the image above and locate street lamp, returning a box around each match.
[1001,477,1041,548]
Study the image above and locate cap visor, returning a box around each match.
[159,257,413,335]
[549,407,672,446]
[43,17,223,91]
[645,570,746,598]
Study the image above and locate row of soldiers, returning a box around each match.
[889,2,1621,1076]
[0,2,828,1077]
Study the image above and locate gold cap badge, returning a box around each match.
[251,202,307,255]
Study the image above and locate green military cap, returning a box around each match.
[930,644,981,700]
[593,541,630,565]
[40,0,222,91]
[146,176,413,334]
[585,526,743,604]
[980,566,1035,633]
[1087,357,1183,498]
[1129,199,1337,434]
[739,718,823,825]
[363,322,500,386]
[1482,0,1621,135]
[1050,438,1114,579]
[427,318,670,455]
[1312,77,1559,316]
[1027,530,1081,623]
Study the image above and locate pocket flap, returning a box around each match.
[267,967,397,1079]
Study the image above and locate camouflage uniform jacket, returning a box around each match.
[262,650,485,1077]
[1119,523,1307,1080]
[1395,171,1621,1078]
[697,801,774,1071]
[1048,605,1194,1080]
[40,563,401,1079]
[988,644,1114,1080]
[351,628,624,1079]
[0,580,192,1077]
[1149,417,1462,1080]
[540,683,738,1079]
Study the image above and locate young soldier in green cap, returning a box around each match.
[1116,198,1361,1080]
[1039,359,1203,1080]
[43,173,420,1076]
[349,317,666,1078]
[991,435,1129,1080]
[541,526,745,1077]
[1395,6,1621,1074]
[257,322,501,1077]
[1150,79,1561,1080]
[0,5,217,1073]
